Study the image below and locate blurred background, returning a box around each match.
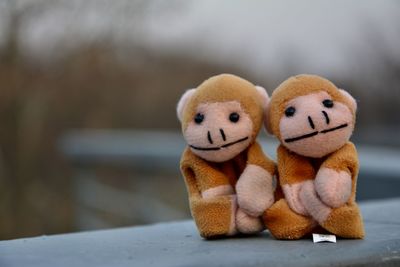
[0,0,399,240]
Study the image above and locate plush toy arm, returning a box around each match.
[299,180,332,224]
[235,142,275,217]
[182,151,264,235]
[190,195,237,238]
[236,164,274,217]
[181,148,234,197]
[314,168,352,208]
[277,145,316,215]
[315,142,359,208]
[180,148,237,238]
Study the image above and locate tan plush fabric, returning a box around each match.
[265,143,364,239]
[267,74,356,141]
[181,141,276,238]
[264,198,317,240]
[263,74,364,239]
[178,74,276,238]
[181,74,265,136]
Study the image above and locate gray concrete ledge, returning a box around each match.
[1,199,400,267]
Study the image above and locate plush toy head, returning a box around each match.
[266,74,357,158]
[177,74,269,162]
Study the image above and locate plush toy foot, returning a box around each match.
[321,203,365,238]
[264,199,316,240]
[236,208,264,234]
[191,195,238,238]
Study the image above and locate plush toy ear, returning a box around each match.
[256,86,273,134]
[255,86,270,109]
[177,89,196,121]
[339,89,357,112]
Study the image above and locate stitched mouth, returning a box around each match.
[284,123,348,143]
[189,136,249,151]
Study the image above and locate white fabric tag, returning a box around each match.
[312,233,337,243]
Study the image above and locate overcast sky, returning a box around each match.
[2,0,399,82]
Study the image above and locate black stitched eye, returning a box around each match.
[194,113,204,124]
[323,99,334,108]
[285,107,296,117]
[229,112,240,123]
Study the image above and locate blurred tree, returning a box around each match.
[0,0,245,237]
[0,0,72,239]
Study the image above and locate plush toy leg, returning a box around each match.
[236,208,264,234]
[263,199,316,240]
[321,203,365,238]
[190,195,237,239]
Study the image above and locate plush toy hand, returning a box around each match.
[281,181,310,216]
[236,164,274,217]
[236,208,264,234]
[315,168,352,208]
[299,180,332,224]
[201,185,235,198]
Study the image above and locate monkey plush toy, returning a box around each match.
[263,74,364,239]
[177,74,276,238]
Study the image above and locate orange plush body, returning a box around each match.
[263,74,364,239]
[177,74,276,238]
